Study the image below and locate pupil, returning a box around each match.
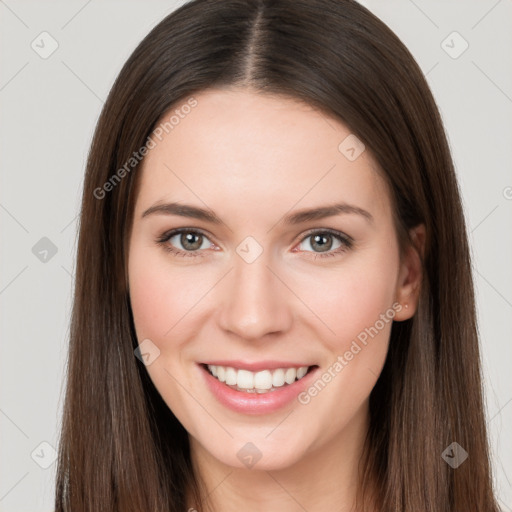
[312,234,332,252]
[182,232,202,250]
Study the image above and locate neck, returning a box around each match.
[187,401,376,512]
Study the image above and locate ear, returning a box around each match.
[393,223,426,321]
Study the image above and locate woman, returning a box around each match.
[54,0,500,511]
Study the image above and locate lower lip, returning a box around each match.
[198,364,319,415]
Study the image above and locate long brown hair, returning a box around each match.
[54,1,500,510]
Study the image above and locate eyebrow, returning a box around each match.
[141,201,373,225]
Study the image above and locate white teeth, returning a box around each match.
[284,368,296,385]
[272,368,285,387]
[236,369,254,389]
[297,366,308,379]
[254,370,272,390]
[225,367,238,386]
[206,364,311,393]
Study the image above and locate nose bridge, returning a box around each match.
[217,245,292,340]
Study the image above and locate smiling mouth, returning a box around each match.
[201,363,318,394]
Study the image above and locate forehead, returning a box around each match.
[134,88,391,225]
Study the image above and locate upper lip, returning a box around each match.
[200,360,315,372]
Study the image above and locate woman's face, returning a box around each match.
[128,88,420,471]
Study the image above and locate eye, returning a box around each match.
[156,227,353,260]
[294,229,353,259]
[156,228,214,258]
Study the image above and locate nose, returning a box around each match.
[217,251,293,341]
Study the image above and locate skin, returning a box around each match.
[127,87,425,512]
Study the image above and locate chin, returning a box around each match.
[195,426,315,472]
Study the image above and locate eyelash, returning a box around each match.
[155,227,354,260]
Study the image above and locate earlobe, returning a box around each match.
[394,224,426,321]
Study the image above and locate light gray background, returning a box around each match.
[0,1,511,510]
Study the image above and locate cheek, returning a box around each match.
[302,255,397,348]
[128,245,207,344]
[293,240,400,416]
[128,258,170,342]
[128,248,201,419]
[293,256,396,437]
